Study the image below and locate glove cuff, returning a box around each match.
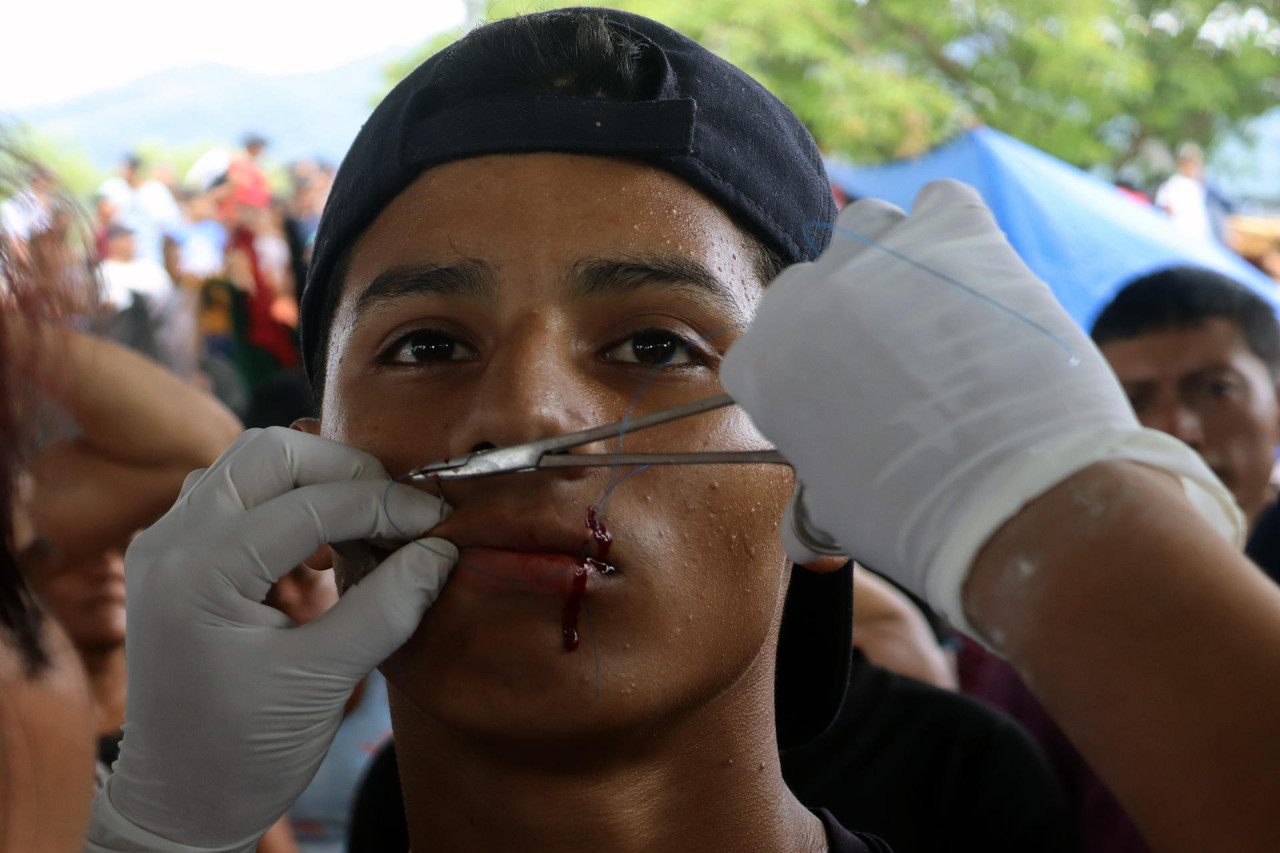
[926,425,1244,651]
[83,776,258,853]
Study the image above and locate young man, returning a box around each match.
[89,9,1280,853]
[293,10,872,850]
[1092,266,1280,582]
[93,9,876,852]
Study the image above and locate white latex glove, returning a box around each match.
[84,427,456,852]
[721,180,1242,641]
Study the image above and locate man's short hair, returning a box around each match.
[1091,265,1280,378]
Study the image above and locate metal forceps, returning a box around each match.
[403,392,843,556]
[405,392,785,480]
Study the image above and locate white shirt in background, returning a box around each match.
[1155,173,1214,243]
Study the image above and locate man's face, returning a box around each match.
[24,546,129,655]
[312,153,794,739]
[1099,317,1280,523]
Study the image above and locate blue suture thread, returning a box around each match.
[593,464,650,517]
[802,221,1080,367]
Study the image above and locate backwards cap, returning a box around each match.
[301,6,835,380]
[300,6,848,749]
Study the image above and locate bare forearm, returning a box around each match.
[965,461,1280,852]
[37,326,242,468]
[30,441,195,560]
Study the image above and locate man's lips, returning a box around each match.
[449,547,616,597]
[427,507,613,561]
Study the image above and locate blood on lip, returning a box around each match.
[561,507,617,651]
[586,505,612,559]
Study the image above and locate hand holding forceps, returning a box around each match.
[404,392,843,557]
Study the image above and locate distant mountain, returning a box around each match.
[2,51,401,169]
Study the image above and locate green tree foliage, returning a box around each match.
[383,0,1280,170]
[1,125,105,200]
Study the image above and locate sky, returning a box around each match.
[0,0,469,110]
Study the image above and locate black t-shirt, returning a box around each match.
[817,808,896,852]
[782,651,1079,853]
[1245,499,1280,585]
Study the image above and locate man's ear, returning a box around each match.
[795,554,848,574]
[292,417,322,435]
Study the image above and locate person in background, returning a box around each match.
[97,154,181,267]
[1,143,99,853]
[22,327,241,778]
[851,566,955,689]
[1155,143,1214,244]
[1092,265,1280,583]
[98,223,198,377]
[962,263,1280,853]
[99,224,172,313]
[167,187,228,283]
[225,133,271,217]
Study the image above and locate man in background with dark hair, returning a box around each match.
[1092,265,1280,583]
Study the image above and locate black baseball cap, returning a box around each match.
[300,6,848,750]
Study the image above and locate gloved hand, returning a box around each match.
[84,427,456,852]
[721,179,1242,642]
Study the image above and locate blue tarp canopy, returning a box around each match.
[825,126,1279,331]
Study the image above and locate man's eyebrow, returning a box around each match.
[353,261,496,323]
[1182,364,1243,383]
[568,254,739,315]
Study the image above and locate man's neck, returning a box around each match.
[391,684,826,852]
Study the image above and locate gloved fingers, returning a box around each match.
[170,429,262,505]
[193,427,392,512]
[821,197,907,269]
[179,467,207,499]
[290,536,457,677]
[911,178,988,213]
[229,480,449,597]
[908,179,1005,244]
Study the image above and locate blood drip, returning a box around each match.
[586,505,612,559]
[561,560,590,651]
[561,507,616,652]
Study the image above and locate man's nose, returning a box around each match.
[448,328,607,463]
[1145,400,1205,451]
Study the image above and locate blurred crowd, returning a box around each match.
[2,133,327,426]
[0,138,356,853]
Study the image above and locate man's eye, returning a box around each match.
[605,329,698,366]
[1192,377,1239,402]
[381,329,478,365]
